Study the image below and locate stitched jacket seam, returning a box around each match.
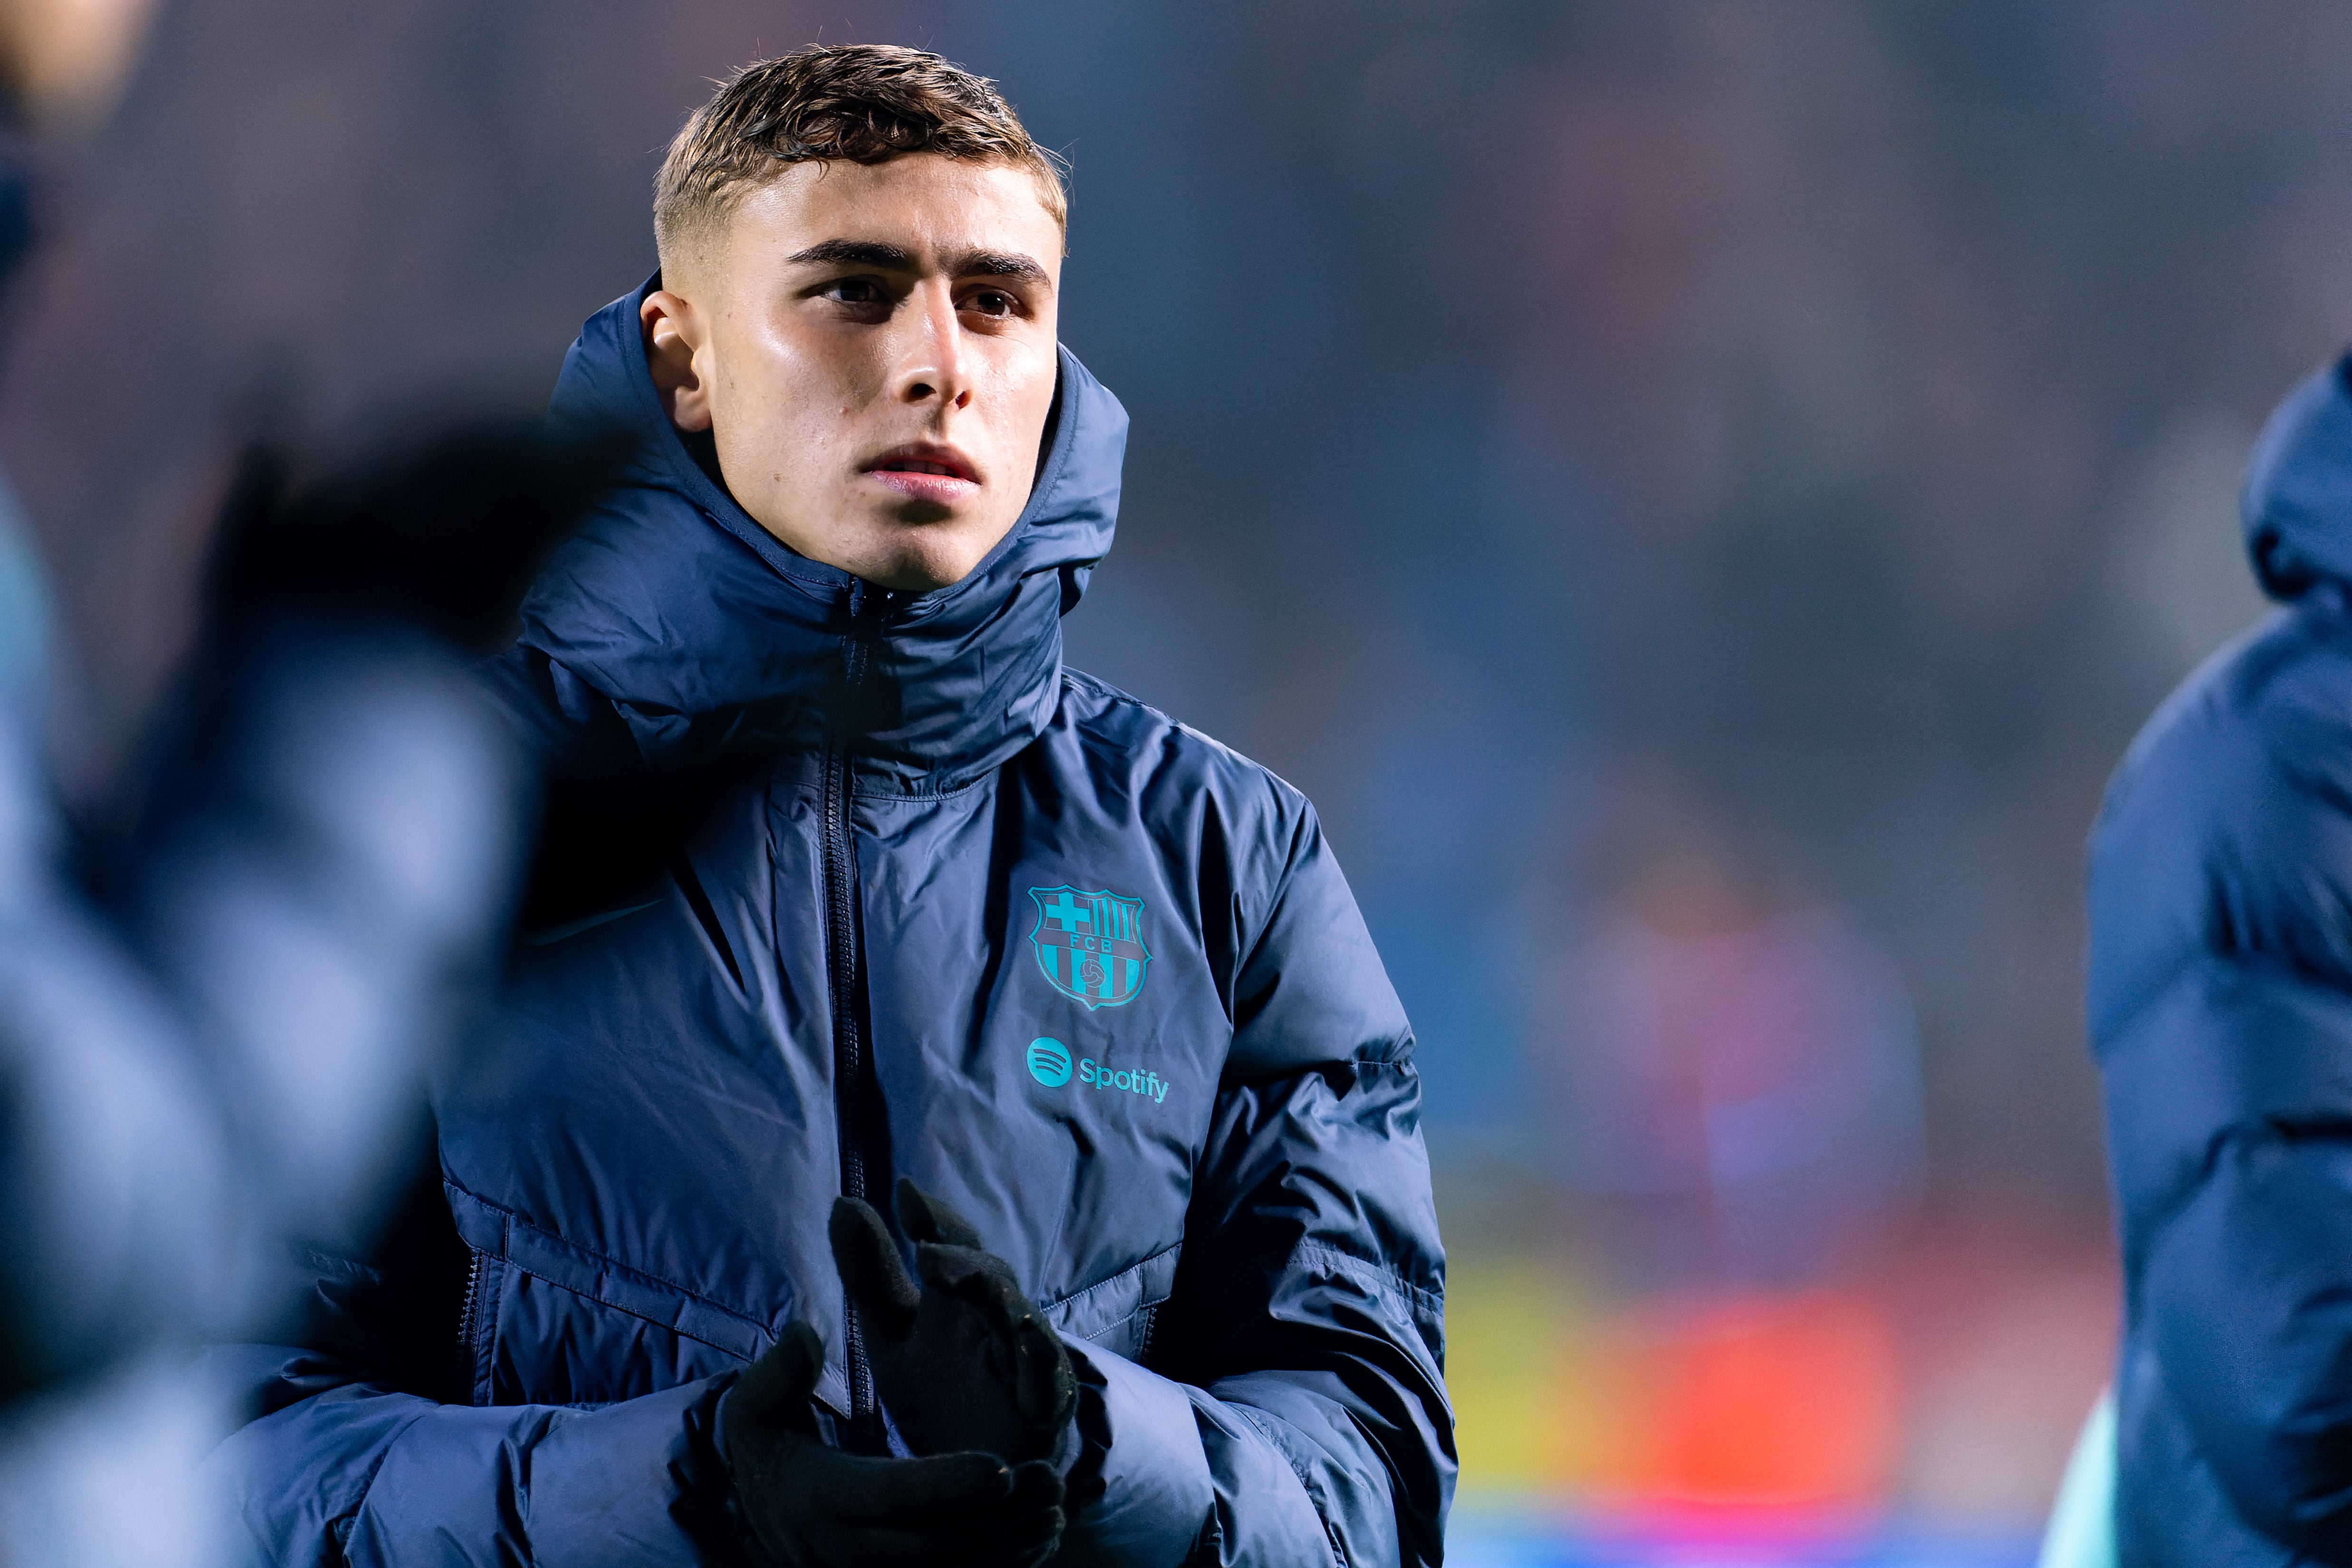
[335,1406,437,1564]
[446,1181,769,1347]
[1293,1239,1444,1321]
[1042,1242,1182,1316]
[1230,1403,1348,1568]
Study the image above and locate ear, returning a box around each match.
[640,287,713,433]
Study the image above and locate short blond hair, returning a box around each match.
[655,45,1066,267]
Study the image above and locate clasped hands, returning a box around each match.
[724,1179,1080,1567]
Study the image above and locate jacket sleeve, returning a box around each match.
[2094,655,2352,1561]
[210,1361,741,1566]
[205,1166,755,1567]
[1058,805,1453,1567]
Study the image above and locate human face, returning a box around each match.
[641,156,1063,593]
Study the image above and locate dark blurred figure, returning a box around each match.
[0,5,617,1562]
[2089,353,2352,1565]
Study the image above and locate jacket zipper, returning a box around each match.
[456,1241,484,1354]
[825,581,880,1449]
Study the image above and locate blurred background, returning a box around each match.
[14,1,2349,1562]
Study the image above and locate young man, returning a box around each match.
[217,45,1452,1568]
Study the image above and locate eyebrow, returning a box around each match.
[786,238,1051,287]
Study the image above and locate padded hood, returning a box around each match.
[527,277,1128,790]
[2243,352,2352,602]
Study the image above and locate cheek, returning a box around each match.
[734,331,832,420]
[984,346,1062,472]
[716,325,867,486]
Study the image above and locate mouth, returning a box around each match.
[861,443,981,505]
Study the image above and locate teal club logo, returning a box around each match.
[1028,885,1151,1009]
[1026,1037,1072,1087]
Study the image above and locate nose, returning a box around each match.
[894,279,972,414]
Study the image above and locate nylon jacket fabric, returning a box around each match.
[2093,353,2352,1566]
[213,281,1454,1566]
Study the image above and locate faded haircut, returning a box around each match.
[654,45,1066,269]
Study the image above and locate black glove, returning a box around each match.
[830,1177,1077,1465]
[204,416,629,653]
[723,1321,1066,1568]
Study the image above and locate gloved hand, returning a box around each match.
[722,1321,1066,1568]
[830,1177,1077,1465]
[203,416,628,653]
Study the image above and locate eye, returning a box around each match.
[964,289,1016,319]
[822,277,888,306]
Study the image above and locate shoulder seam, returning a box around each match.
[1061,667,1306,800]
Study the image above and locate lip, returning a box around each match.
[861,442,982,504]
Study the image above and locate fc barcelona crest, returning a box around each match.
[1028,885,1151,1010]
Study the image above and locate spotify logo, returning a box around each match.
[1026,1037,1072,1087]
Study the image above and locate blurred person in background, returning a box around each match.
[0,1,619,1563]
[1540,841,1921,1295]
[214,45,1452,1568]
[2087,352,2352,1564]
[1530,825,1920,1511]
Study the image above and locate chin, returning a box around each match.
[866,521,1006,593]
[861,547,977,593]
[897,558,981,593]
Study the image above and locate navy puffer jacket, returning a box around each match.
[2094,354,2352,1564]
[212,282,1454,1567]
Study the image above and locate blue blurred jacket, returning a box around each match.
[0,501,524,1564]
[215,283,1454,1567]
[2093,354,2352,1565]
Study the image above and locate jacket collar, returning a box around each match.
[525,277,1128,791]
